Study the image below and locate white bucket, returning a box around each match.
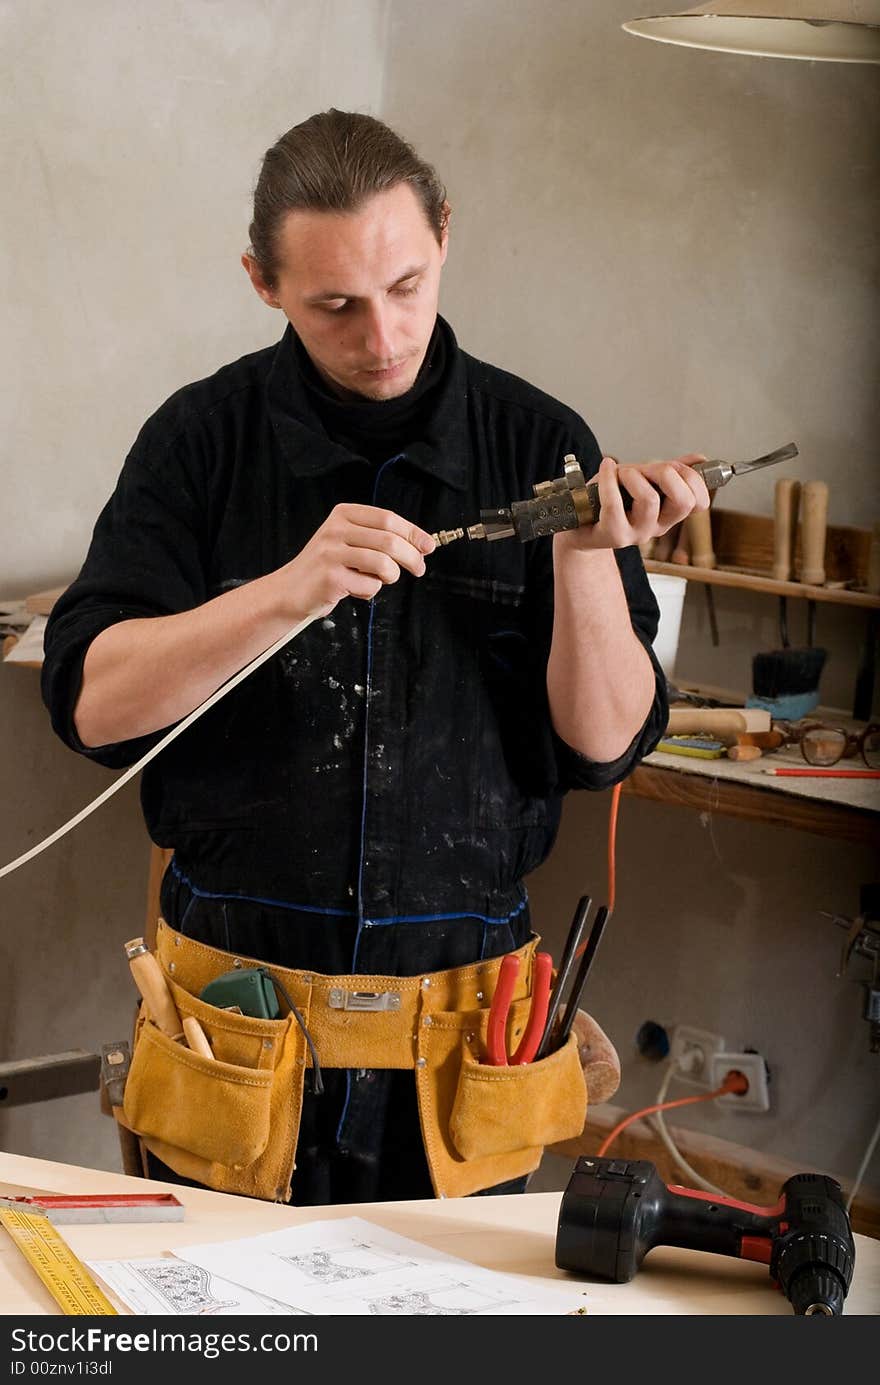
[646,573,687,678]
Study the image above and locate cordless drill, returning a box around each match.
[555,1156,856,1315]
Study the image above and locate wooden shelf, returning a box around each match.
[645,559,880,610]
[623,761,878,848]
[645,507,880,609]
[646,507,879,720]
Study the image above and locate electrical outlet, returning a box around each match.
[710,1051,770,1112]
[669,1025,726,1088]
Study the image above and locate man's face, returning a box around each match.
[244,182,448,401]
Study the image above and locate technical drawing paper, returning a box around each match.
[87,1256,303,1316]
[174,1217,589,1315]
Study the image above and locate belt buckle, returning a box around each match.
[328,988,401,1012]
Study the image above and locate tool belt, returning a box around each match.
[118,918,587,1201]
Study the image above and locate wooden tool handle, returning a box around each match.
[124,939,183,1038]
[182,1016,213,1060]
[737,730,785,750]
[685,508,715,570]
[799,480,828,586]
[670,521,690,565]
[727,743,762,762]
[772,477,801,582]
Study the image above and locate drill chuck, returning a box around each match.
[770,1173,855,1316]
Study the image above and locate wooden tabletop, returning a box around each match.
[1,1153,877,1317]
[626,746,879,848]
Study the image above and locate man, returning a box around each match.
[42,110,708,1205]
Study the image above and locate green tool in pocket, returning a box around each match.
[199,967,281,1019]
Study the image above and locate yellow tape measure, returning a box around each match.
[0,1206,118,1314]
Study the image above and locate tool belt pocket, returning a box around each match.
[122,979,303,1199]
[124,1021,275,1167]
[416,988,587,1198]
[448,1030,586,1161]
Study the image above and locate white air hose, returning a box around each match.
[0,614,317,882]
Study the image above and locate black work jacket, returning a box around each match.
[41,319,666,970]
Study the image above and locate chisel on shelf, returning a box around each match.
[684,506,719,646]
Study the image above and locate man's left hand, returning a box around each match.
[570,1009,621,1105]
[565,453,710,551]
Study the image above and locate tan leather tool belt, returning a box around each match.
[120,918,587,1201]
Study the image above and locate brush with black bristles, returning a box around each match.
[746,476,827,720]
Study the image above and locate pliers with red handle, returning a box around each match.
[485,951,553,1065]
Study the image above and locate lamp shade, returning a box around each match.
[622,2,880,62]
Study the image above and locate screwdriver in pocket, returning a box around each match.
[533,895,592,1062]
[555,905,612,1051]
[124,938,182,1038]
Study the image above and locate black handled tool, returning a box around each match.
[432,443,798,546]
[533,895,592,1062]
[556,1156,855,1316]
[554,904,611,1050]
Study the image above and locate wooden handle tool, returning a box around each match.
[799,480,829,586]
[666,707,771,744]
[727,743,763,762]
[736,730,785,750]
[685,508,715,570]
[123,937,183,1040]
[681,508,720,644]
[182,1015,214,1060]
[670,521,690,566]
[772,477,801,582]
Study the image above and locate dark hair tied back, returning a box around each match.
[248,109,447,289]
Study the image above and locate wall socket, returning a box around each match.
[710,1052,770,1113]
[669,1025,726,1088]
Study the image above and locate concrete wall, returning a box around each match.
[381,0,879,1190]
[0,0,390,1170]
[2,1,878,1195]
[1,0,391,594]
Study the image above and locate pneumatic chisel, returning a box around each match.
[432,443,798,547]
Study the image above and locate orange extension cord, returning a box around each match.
[590,782,749,1158]
[597,1070,750,1158]
[606,781,620,916]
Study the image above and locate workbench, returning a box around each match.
[1,1153,878,1316]
[626,741,880,849]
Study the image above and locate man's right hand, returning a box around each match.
[276,503,437,622]
[75,504,436,748]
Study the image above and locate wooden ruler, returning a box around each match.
[0,1206,118,1314]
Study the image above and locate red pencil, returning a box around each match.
[762,767,880,778]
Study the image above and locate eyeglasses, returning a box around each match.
[774,720,880,769]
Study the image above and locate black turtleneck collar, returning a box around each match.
[294,320,446,465]
[266,315,470,491]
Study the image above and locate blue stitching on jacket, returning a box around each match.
[170,860,353,916]
[169,861,528,929]
[360,896,528,927]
